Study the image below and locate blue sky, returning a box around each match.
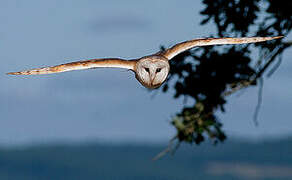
[1,0,291,145]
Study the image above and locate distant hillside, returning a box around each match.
[0,138,292,180]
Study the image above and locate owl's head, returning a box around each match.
[135,56,170,89]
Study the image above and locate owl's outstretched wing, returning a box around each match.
[161,36,283,60]
[7,58,136,75]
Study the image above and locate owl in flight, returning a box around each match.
[8,36,282,89]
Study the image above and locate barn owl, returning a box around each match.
[7,36,282,89]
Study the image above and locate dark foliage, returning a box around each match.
[161,0,291,146]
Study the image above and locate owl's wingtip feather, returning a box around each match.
[272,35,284,39]
[6,71,31,75]
[7,72,20,75]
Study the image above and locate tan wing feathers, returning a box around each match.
[162,36,283,60]
[7,58,136,75]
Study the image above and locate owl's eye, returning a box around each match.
[156,68,161,73]
[144,68,150,73]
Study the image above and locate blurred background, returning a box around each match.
[1,0,292,179]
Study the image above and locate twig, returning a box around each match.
[253,78,263,126]
[152,135,178,161]
[267,52,283,77]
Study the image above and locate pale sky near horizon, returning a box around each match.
[0,0,291,146]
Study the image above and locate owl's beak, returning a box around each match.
[150,73,156,85]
